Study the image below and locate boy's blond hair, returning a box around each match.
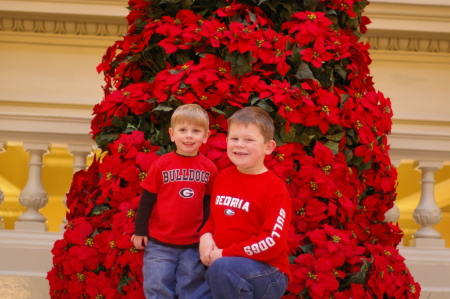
[227,106,274,143]
[170,104,209,131]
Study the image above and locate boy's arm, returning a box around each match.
[134,189,157,237]
[222,186,291,263]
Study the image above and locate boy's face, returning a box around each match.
[169,122,210,157]
[227,123,276,174]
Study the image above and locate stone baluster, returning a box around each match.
[15,143,49,231]
[60,145,93,231]
[0,141,5,229]
[410,160,445,248]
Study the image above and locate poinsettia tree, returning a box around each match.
[48,0,420,298]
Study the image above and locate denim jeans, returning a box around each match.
[190,257,288,299]
[143,240,206,299]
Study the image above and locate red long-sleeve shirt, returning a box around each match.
[140,152,217,245]
[201,166,292,278]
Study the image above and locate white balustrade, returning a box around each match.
[15,143,49,232]
[410,160,446,248]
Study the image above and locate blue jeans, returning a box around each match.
[143,240,206,299]
[190,257,288,299]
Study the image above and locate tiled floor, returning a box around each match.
[0,275,48,299]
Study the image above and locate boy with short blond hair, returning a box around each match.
[132,104,218,299]
[192,106,292,299]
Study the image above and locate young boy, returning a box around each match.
[132,104,218,299]
[192,106,292,299]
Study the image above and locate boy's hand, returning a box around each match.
[199,233,216,266]
[210,248,223,263]
[131,234,148,250]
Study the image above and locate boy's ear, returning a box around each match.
[203,130,211,143]
[265,140,277,155]
[168,127,175,142]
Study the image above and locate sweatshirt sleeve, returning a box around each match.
[221,180,291,262]
[199,199,215,235]
[134,189,157,236]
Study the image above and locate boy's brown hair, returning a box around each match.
[170,104,209,131]
[227,106,274,143]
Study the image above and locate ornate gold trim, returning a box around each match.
[0,16,127,37]
[365,34,450,53]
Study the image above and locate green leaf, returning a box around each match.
[334,64,347,80]
[124,123,137,134]
[345,258,371,285]
[344,149,353,163]
[256,99,275,113]
[156,146,168,156]
[160,0,181,4]
[325,131,344,142]
[223,105,240,118]
[250,96,260,105]
[295,62,315,80]
[94,131,120,148]
[288,255,297,264]
[154,102,174,112]
[112,116,125,128]
[324,140,339,154]
[304,0,319,10]
[211,106,225,115]
[176,51,191,65]
[300,243,314,253]
[299,132,314,146]
[117,271,132,294]
[227,51,255,77]
[357,160,372,173]
[273,130,286,147]
[89,204,111,216]
[280,124,296,143]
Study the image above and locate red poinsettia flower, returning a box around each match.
[289,253,339,298]
[99,156,140,196]
[256,29,293,75]
[225,22,258,54]
[208,112,228,135]
[215,2,249,17]
[200,19,229,48]
[329,0,358,18]
[200,133,231,169]
[301,37,334,68]
[283,11,332,47]
[85,272,119,299]
[308,225,354,267]
[265,143,302,176]
[333,283,368,299]
[301,88,341,134]
[291,197,328,233]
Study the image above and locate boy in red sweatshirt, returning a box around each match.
[192,106,292,299]
[132,104,217,299]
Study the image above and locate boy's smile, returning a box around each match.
[227,123,276,174]
[169,122,210,156]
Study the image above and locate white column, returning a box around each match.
[410,160,445,248]
[0,141,4,229]
[60,145,93,231]
[15,143,49,232]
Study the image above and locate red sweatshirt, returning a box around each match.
[141,152,217,245]
[201,166,292,278]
